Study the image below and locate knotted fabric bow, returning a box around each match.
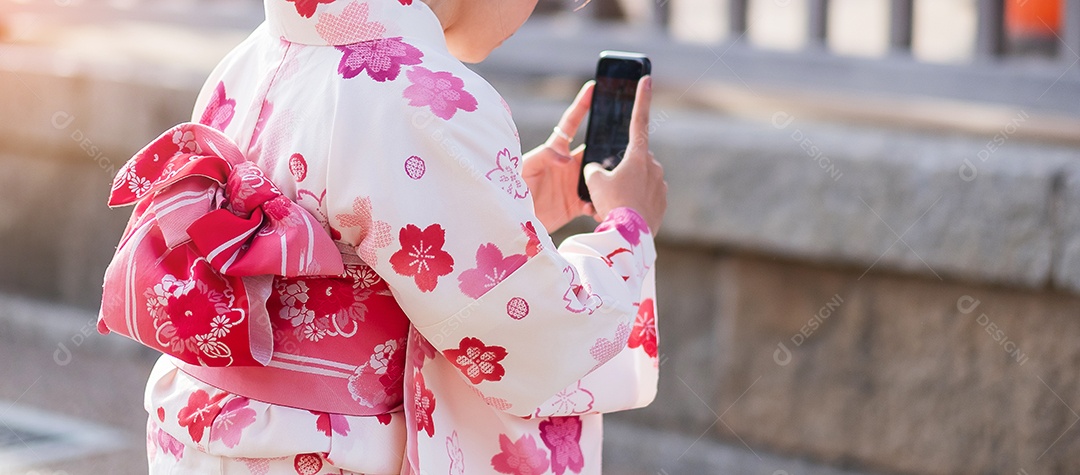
[99,123,344,366]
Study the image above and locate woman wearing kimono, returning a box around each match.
[140,0,667,473]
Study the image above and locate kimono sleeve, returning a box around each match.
[325,81,657,418]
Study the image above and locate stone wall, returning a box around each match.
[2,27,1080,474]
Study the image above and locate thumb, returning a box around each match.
[583,162,610,182]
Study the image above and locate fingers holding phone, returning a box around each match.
[584,75,667,234]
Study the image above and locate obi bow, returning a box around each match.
[99,123,343,366]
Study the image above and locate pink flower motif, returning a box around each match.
[540,417,584,475]
[405,155,426,180]
[447,431,465,475]
[561,266,603,315]
[522,222,542,257]
[414,370,437,437]
[177,390,226,444]
[403,66,478,120]
[315,1,387,45]
[151,422,185,460]
[445,337,508,384]
[458,243,527,299]
[335,196,393,265]
[535,382,595,417]
[590,323,631,366]
[628,298,658,358]
[491,434,550,475]
[390,224,455,292]
[336,37,423,82]
[287,0,334,19]
[486,148,529,199]
[199,81,235,132]
[595,208,650,246]
[210,397,256,449]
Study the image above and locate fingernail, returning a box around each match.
[645,76,652,91]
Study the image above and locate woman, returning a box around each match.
[141,0,667,473]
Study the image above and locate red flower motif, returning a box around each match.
[294,453,323,475]
[414,371,437,437]
[458,243,527,299]
[289,153,308,182]
[336,37,423,82]
[286,0,334,18]
[491,434,550,475]
[312,410,351,437]
[403,67,479,120]
[199,81,235,132]
[399,0,412,4]
[390,224,454,292]
[176,390,227,443]
[628,298,658,358]
[539,417,584,475]
[445,337,508,384]
[522,222,542,257]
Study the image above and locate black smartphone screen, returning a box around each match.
[578,52,651,202]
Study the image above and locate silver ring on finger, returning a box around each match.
[553,126,573,144]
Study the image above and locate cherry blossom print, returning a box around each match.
[335,196,393,265]
[471,386,513,411]
[390,224,454,292]
[405,155,426,179]
[486,148,529,199]
[507,297,530,320]
[535,382,595,417]
[157,407,166,422]
[561,266,603,315]
[590,322,631,366]
[447,431,465,475]
[344,264,382,289]
[312,411,351,437]
[150,421,185,460]
[316,1,387,45]
[414,370,437,437]
[294,453,323,475]
[540,416,584,475]
[403,67,479,120]
[595,207,650,246]
[628,298,658,358]
[336,37,423,81]
[177,389,227,443]
[286,0,334,19]
[399,0,413,5]
[171,128,200,155]
[288,153,308,182]
[145,273,243,364]
[458,243,527,299]
[445,337,508,384]
[272,277,370,342]
[210,397,257,449]
[490,434,550,475]
[377,413,393,425]
[522,221,542,257]
[199,81,236,132]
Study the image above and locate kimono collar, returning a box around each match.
[264,0,447,48]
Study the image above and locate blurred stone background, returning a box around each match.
[1,0,1079,474]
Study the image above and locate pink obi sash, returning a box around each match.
[99,123,344,367]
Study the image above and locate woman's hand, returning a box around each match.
[584,76,667,234]
[521,81,597,232]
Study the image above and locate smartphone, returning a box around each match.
[578,51,651,203]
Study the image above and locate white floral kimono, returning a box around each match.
[141,1,659,474]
